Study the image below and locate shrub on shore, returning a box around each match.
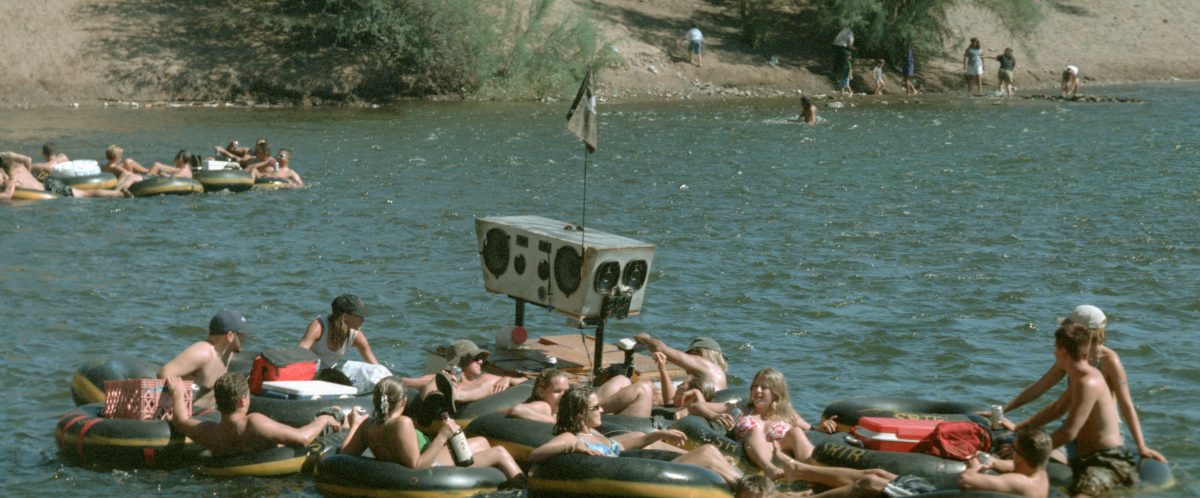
[228,0,615,100]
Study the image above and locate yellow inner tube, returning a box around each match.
[131,177,204,197]
[11,188,56,201]
[58,173,119,190]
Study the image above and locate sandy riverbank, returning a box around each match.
[2,0,1198,107]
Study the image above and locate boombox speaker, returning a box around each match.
[475,215,655,325]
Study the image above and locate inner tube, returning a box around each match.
[821,397,984,432]
[199,430,343,476]
[194,169,253,192]
[466,412,554,464]
[57,172,118,190]
[253,177,292,189]
[71,356,160,406]
[249,394,373,428]
[314,453,508,497]
[10,187,56,201]
[813,434,967,489]
[409,383,533,433]
[130,176,204,197]
[56,403,218,469]
[670,415,743,460]
[529,452,732,498]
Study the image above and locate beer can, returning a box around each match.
[990,405,1004,429]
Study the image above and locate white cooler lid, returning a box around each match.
[261,380,358,396]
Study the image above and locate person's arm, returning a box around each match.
[352,330,378,364]
[1005,364,1065,413]
[298,319,324,349]
[164,376,200,431]
[529,433,593,463]
[407,417,452,468]
[1013,386,1070,433]
[634,333,709,379]
[250,412,340,447]
[339,409,369,454]
[959,456,1026,494]
[506,401,556,424]
[655,352,675,405]
[0,176,14,199]
[1104,351,1167,462]
[288,170,303,187]
[613,429,686,451]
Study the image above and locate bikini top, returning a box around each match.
[578,431,621,457]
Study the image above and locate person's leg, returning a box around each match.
[673,444,742,486]
[73,187,125,198]
[779,426,816,460]
[741,425,783,479]
[468,440,523,480]
[596,376,653,418]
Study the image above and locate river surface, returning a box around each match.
[2,84,1197,496]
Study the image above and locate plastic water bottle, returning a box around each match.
[443,412,473,466]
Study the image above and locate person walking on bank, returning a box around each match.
[990,47,1017,97]
[684,25,703,67]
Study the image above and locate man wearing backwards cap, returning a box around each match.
[415,339,526,421]
[158,309,253,408]
[635,333,728,390]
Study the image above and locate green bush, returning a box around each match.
[222,0,615,100]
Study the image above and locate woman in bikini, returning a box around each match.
[689,367,891,489]
[340,376,527,487]
[299,293,380,370]
[528,385,743,487]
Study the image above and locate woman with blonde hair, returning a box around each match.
[506,368,571,424]
[690,368,875,488]
[299,293,379,369]
[341,376,526,487]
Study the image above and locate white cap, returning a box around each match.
[1066,65,1079,75]
[1059,304,1106,329]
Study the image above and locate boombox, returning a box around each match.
[474,215,655,325]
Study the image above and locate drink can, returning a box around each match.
[990,405,1004,429]
[546,356,557,367]
[451,366,463,382]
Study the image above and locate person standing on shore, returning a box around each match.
[903,46,918,95]
[684,25,703,67]
[832,28,855,97]
[990,47,1017,97]
[963,37,984,96]
[871,60,886,95]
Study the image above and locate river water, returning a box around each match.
[2,84,1197,496]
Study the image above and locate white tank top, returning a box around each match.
[309,315,357,369]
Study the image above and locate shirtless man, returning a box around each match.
[242,140,278,176]
[1,152,127,199]
[253,148,303,187]
[165,372,341,457]
[413,340,526,423]
[147,149,194,179]
[1061,65,1080,98]
[635,333,728,390]
[960,428,1052,498]
[101,144,177,178]
[157,309,253,408]
[30,142,69,177]
[1011,323,1136,496]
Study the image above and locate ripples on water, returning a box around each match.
[2,85,1197,495]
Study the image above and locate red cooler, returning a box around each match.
[851,417,942,452]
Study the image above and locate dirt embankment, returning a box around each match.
[2,0,1199,107]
